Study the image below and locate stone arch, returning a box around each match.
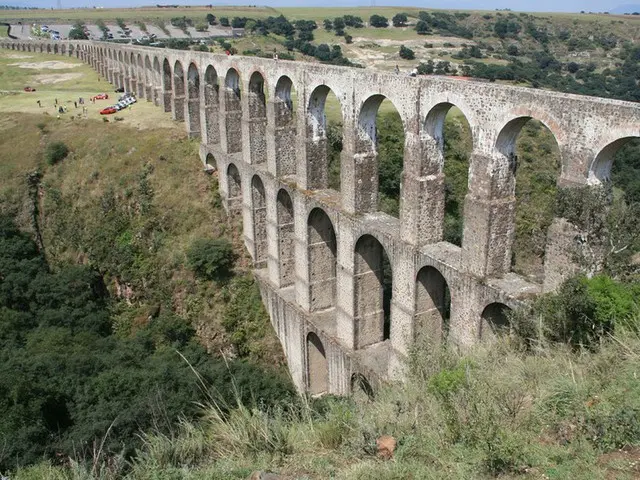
[274,75,297,177]
[354,234,392,348]
[479,302,512,340]
[173,60,186,121]
[307,207,337,312]
[422,102,473,246]
[414,266,450,344]
[144,55,152,100]
[251,175,267,268]
[162,58,172,112]
[494,115,562,282]
[226,163,242,212]
[307,332,328,395]
[355,94,406,216]
[351,373,374,400]
[589,137,639,184]
[247,71,267,165]
[187,62,201,138]
[203,65,220,145]
[223,68,242,154]
[306,84,344,190]
[276,189,295,287]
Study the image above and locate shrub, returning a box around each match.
[186,238,235,281]
[45,141,69,165]
[392,13,408,27]
[399,45,415,60]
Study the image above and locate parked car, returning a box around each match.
[114,87,125,93]
[94,93,109,100]
[23,86,36,92]
[100,106,117,115]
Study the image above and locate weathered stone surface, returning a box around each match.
[16,38,638,397]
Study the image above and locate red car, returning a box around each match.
[94,93,109,100]
[100,106,117,115]
[23,86,36,92]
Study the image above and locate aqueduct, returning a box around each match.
[3,39,639,395]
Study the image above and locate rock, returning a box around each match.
[376,434,396,460]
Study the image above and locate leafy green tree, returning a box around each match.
[415,20,430,34]
[323,18,333,30]
[399,45,415,60]
[186,238,236,281]
[206,13,216,25]
[392,13,408,27]
[370,14,388,28]
[68,22,88,40]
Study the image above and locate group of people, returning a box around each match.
[35,97,89,118]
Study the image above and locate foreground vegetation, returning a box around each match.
[1,20,640,476]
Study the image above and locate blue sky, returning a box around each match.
[7,0,632,13]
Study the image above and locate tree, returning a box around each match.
[415,20,430,35]
[567,61,580,73]
[333,17,345,30]
[186,238,236,281]
[392,13,408,27]
[68,22,88,40]
[507,44,519,56]
[399,45,415,60]
[206,13,216,25]
[323,19,333,30]
[370,14,389,28]
[219,17,230,27]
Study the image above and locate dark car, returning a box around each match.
[115,87,125,93]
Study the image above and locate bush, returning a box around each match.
[399,45,415,60]
[186,238,235,281]
[392,13,408,27]
[45,141,69,165]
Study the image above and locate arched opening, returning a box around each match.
[152,57,160,105]
[187,63,201,138]
[224,68,242,154]
[354,234,392,348]
[479,302,512,340]
[356,95,405,217]
[274,76,297,177]
[226,163,242,212]
[162,58,172,112]
[351,373,374,401]
[205,153,216,170]
[276,189,295,287]
[248,71,267,165]
[306,85,343,191]
[144,55,152,100]
[414,266,451,344]
[173,61,186,121]
[46,44,51,53]
[307,332,328,395]
[251,176,267,268]
[53,44,58,54]
[60,44,66,55]
[423,103,472,246]
[137,54,144,97]
[204,65,220,145]
[496,117,561,282]
[307,208,337,311]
